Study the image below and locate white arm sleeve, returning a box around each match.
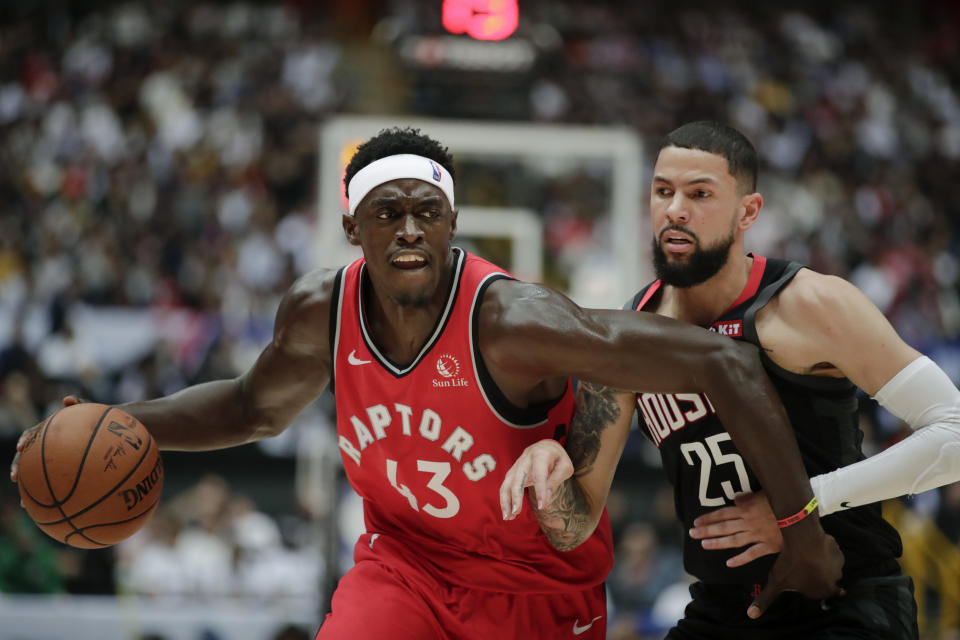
[810,356,960,516]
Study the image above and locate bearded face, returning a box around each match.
[652,226,735,288]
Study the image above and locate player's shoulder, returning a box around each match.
[287,267,340,303]
[474,276,582,390]
[267,268,342,355]
[277,267,341,325]
[479,277,576,330]
[778,267,869,319]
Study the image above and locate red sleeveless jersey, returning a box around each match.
[330,249,613,593]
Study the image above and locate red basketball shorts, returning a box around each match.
[315,532,608,640]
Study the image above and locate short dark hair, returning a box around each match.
[343,127,456,192]
[658,121,758,193]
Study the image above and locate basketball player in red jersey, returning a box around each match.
[12,128,843,638]
[502,121,960,638]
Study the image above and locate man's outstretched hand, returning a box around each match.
[10,395,82,484]
[690,490,782,567]
[499,439,572,520]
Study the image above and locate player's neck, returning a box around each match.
[662,253,753,328]
[364,258,457,365]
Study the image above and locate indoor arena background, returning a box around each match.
[0,1,958,638]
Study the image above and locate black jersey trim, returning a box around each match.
[740,260,803,342]
[469,274,555,428]
[742,262,854,391]
[626,280,662,312]
[625,290,645,311]
[328,267,346,394]
[357,248,465,379]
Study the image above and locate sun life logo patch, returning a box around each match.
[436,354,460,378]
[432,354,468,389]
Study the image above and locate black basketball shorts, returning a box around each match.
[665,574,918,640]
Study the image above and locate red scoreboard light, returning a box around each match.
[442,0,519,41]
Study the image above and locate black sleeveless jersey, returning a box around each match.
[628,255,903,585]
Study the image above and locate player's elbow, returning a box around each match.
[537,484,603,552]
[546,533,589,552]
[543,520,597,552]
[248,405,292,441]
[234,377,289,441]
[249,416,287,441]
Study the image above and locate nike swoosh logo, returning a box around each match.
[573,616,603,635]
[348,350,372,365]
[840,501,853,509]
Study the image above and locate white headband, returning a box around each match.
[347,154,455,216]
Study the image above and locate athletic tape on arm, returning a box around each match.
[810,356,960,515]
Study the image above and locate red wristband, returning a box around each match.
[776,496,819,529]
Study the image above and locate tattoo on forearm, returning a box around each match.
[568,382,623,476]
[535,481,593,551]
[535,381,624,550]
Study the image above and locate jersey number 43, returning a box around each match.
[386,458,460,518]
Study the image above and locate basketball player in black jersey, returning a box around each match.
[502,121,960,638]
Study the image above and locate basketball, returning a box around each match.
[16,403,164,549]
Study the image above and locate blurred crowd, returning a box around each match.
[0,470,322,598]
[1,1,959,638]
[115,473,322,603]
[522,1,960,354]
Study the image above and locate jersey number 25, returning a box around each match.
[680,432,753,508]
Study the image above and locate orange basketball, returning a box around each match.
[17,403,164,549]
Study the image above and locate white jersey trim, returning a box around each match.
[331,267,347,385]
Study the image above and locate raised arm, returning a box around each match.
[483,279,842,615]
[691,271,960,566]
[11,268,337,469]
[124,268,338,450]
[767,271,960,513]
